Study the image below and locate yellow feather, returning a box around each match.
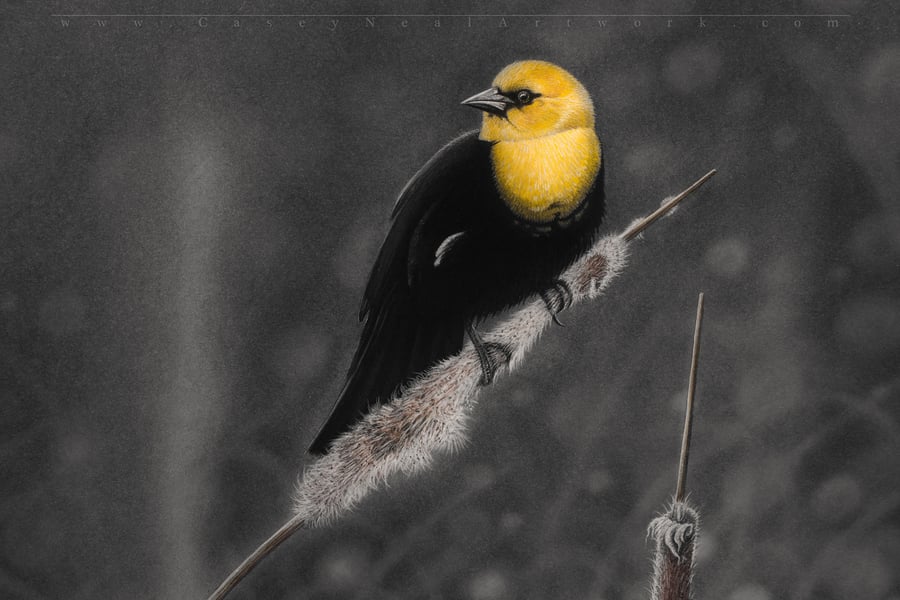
[476,60,602,224]
[492,128,601,223]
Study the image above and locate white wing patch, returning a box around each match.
[434,232,467,267]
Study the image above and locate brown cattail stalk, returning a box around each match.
[676,293,704,501]
[206,170,716,600]
[648,293,705,600]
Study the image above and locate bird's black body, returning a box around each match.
[309,130,605,454]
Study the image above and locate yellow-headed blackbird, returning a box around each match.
[309,60,604,455]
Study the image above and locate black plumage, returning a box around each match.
[308,130,605,455]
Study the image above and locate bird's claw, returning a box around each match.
[467,324,512,385]
[478,342,512,384]
[540,279,573,326]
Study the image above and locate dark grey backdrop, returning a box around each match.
[2,1,899,599]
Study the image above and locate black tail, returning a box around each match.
[308,298,465,455]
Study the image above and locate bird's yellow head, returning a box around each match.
[462,60,595,142]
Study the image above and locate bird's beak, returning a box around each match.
[461,87,512,116]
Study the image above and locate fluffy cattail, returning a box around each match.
[206,170,716,600]
[649,500,700,600]
[293,234,628,525]
[647,293,705,600]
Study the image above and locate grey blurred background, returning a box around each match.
[2,1,899,599]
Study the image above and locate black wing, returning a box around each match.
[309,130,491,454]
[358,129,489,321]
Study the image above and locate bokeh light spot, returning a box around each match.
[585,468,612,495]
[38,288,87,336]
[834,295,900,357]
[664,43,723,94]
[318,545,370,590]
[771,125,799,152]
[811,473,862,524]
[821,544,893,599]
[463,463,496,490]
[848,212,900,273]
[468,568,509,600]
[270,326,331,386]
[705,238,750,278]
[728,583,771,600]
[0,290,17,313]
[862,45,900,103]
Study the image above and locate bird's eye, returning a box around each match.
[516,89,534,105]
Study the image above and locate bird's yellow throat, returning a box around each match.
[490,127,601,224]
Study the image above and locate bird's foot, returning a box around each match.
[467,324,512,385]
[540,279,573,326]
